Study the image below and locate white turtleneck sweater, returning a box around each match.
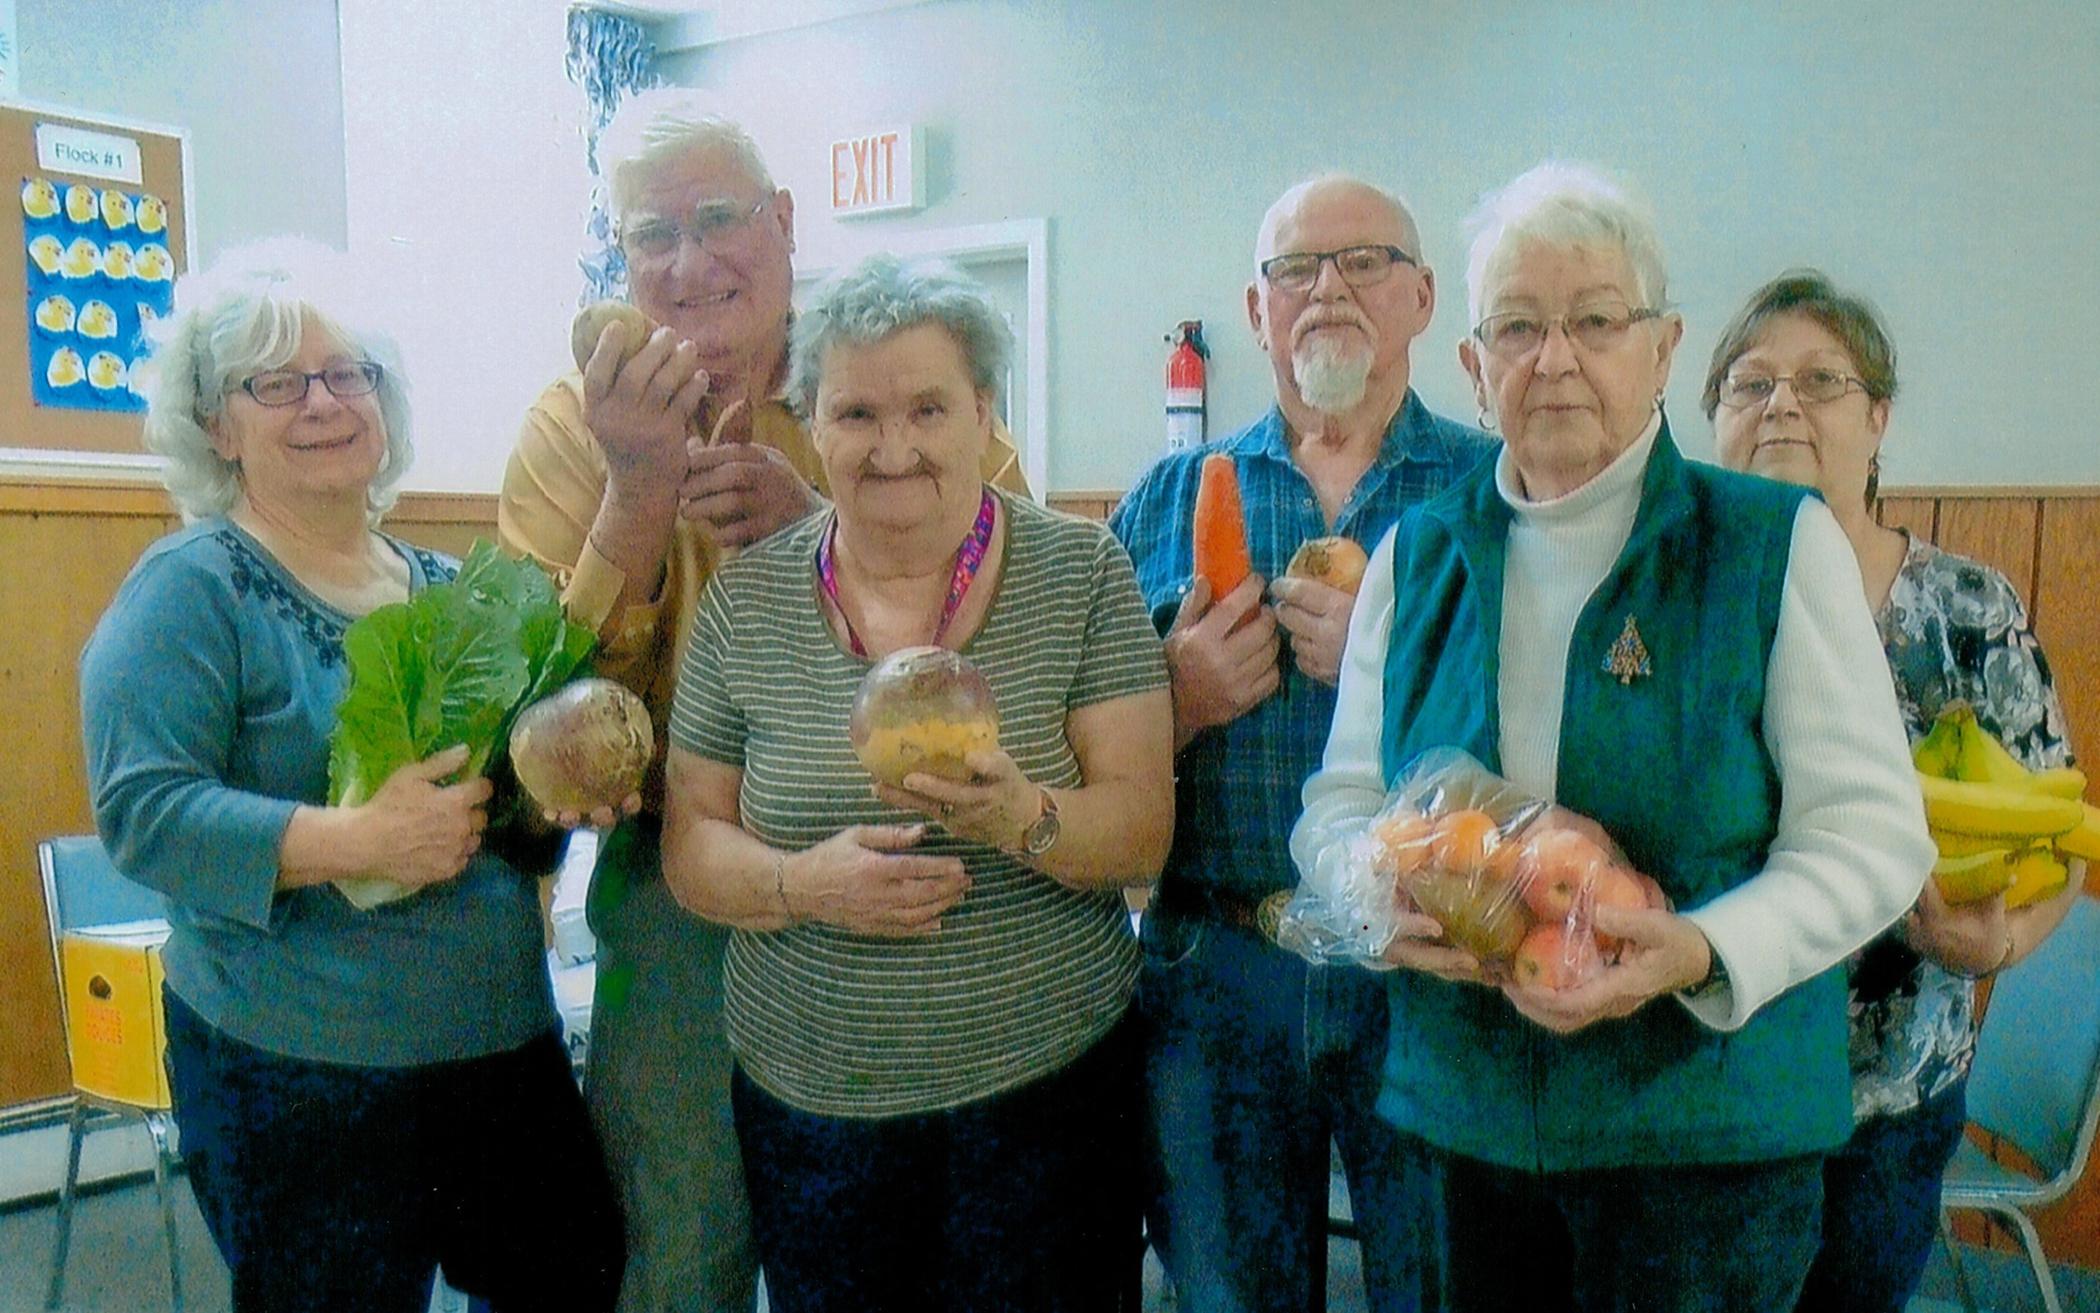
[1292,418,1932,1031]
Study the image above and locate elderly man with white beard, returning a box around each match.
[1110,176,1491,1311]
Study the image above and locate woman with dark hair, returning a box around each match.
[1708,268,2084,1313]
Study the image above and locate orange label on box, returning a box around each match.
[60,923,171,1109]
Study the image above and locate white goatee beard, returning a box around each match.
[1293,337,1373,415]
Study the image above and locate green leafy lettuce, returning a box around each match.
[327,541,596,908]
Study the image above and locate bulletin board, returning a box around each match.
[0,100,190,462]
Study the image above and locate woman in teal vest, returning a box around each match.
[1292,164,1936,1311]
[1707,270,2085,1313]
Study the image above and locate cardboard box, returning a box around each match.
[60,919,172,1108]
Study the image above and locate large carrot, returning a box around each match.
[1192,453,1252,599]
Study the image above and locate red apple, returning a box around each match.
[1518,828,1612,920]
[1512,922,1602,992]
[1586,866,1649,952]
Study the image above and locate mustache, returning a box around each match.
[857,454,935,479]
[1292,310,1373,347]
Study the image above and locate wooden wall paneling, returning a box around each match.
[0,480,499,1112]
[1932,497,2041,606]
[1876,495,1937,542]
[0,504,177,1106]
[2033,499,2100,788]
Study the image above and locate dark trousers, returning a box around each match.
[1796,1084,1969,1313]
[163,988,623,1313]
[732,1011,1144,1313]
[1142,910,1437,1313]
[1436,1146,1825,1313]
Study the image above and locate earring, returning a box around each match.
[1476,406,1498,433]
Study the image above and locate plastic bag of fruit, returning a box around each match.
[1276,747,1656,989]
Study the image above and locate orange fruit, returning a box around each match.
[1431,809,1499,876]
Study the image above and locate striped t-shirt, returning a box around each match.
[670,489,1169,1118]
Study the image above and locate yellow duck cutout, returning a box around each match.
[21,178,60,221]
[47,348,86,388]
[35,295,77,334]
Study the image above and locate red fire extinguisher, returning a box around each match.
[1165,320,1209,453]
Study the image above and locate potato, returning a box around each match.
[569,300,659,374]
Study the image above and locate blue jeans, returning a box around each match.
[1796,1083,1969,1313]
[732,1011,1144,1312]
[1437,1147,1825,1313]
[1141,909,1437,1313]
[163,988,623,1313]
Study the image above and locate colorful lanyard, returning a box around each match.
[816,487,998,659]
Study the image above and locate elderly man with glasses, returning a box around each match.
[499,90,1027,1313]
[1109,175,1490,1312]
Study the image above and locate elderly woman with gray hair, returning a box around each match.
[79,240,621,1312]
[1292,165,1934,1309]
[661,253,1173,1309]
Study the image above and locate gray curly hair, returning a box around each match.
[139,238,413,524]
[787,253,1012,420]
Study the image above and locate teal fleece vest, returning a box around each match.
[1375,427,1853,1171]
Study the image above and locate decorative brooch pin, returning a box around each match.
[1603,615,1652,685]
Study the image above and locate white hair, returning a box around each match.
[1463,161,1668,327]
[597,88,775,221]
[138,237,413,524]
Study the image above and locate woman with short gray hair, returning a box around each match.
[82,239,621,1312]
[662,253,1174,1308]
[1293,163,1933,1310]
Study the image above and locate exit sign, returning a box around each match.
[829,126,923,218]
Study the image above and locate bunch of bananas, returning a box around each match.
[1914,703,2100,907]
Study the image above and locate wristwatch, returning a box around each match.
[1686,941,1732,1002]
[1017,788,1062,858]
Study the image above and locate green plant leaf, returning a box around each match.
[327,543,596,808]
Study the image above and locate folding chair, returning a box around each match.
[38,834,184,1312]
[1940,895,2100,1313]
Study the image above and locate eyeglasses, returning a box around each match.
[616,197,771,264]
[1259,244,1418,293]
[1472,303,1661,361]
[1717,368,1868,409]
[239,362,384,407]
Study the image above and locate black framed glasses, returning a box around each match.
[1471,303,1660,361]
[1258,244,1418,292]
[1717,368,1868,409]
[616,196,771,264]
[239,362,384,407]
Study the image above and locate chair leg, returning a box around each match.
[1938,1209,1981,1313]
[44,1099,88,1311]
[145,1112,185,1313]
[1990,1204,2064,1313]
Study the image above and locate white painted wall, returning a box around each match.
[13,0,347,262]
[661,0,2100,492]
[336,0,591,494]
[11,0,2096,496]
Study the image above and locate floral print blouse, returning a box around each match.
[1850,534,2077,1121]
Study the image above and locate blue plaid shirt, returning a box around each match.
[1109,392,1493,901]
